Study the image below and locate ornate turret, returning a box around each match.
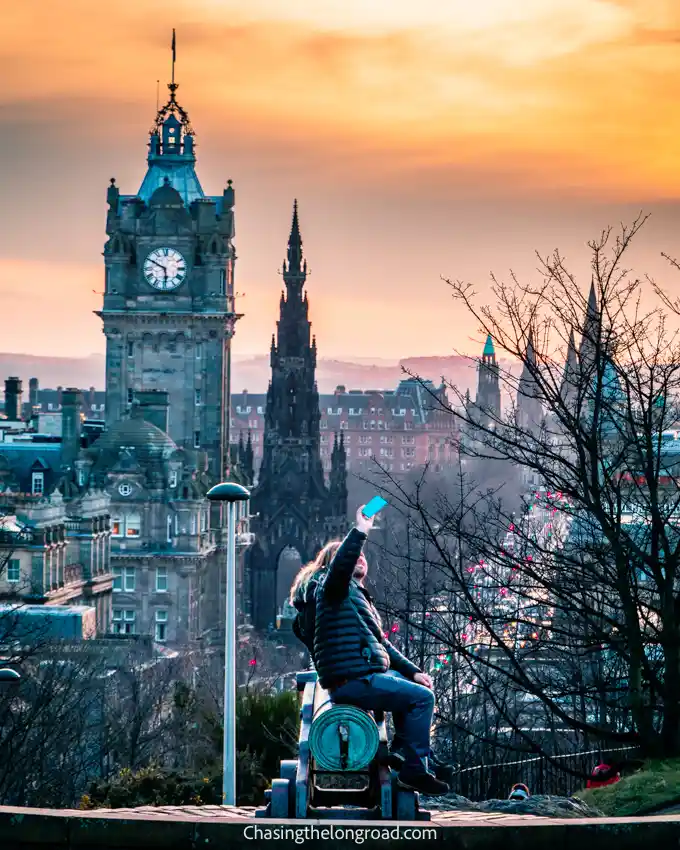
[474,335,501,427]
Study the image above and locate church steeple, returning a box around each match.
[474,334,501,425]
[283,199,307,290]
[517,328,542,432]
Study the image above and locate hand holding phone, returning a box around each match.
[362,496,388,518]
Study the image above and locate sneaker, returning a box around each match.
[397,766,450,796]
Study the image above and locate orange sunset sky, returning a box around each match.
[3,0,680,361]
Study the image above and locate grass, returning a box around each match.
[575,759,680,817]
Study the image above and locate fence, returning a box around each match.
[450,745,640,801]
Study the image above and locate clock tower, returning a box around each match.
[99,72,240,480]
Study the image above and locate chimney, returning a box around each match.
[4,377,23,421]
[135,390,170,433]
[60,388,83,469]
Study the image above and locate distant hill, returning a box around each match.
[0,352,516,396]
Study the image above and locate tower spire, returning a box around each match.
[286,198,304,277]
[171,28,176,87]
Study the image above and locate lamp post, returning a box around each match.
[0,669,20,684]
[206,481,250,807]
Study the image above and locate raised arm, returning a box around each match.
[321,506,375,601]
[321,528,368,601]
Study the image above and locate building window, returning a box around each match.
[404,422,413,431]
[156,566,168,592]
[320,435,328,444]
[219,269,226,295]
[118,482,132,497]
[169,470,178,488]
[123,567,135,591]
[195,342,202,359]
[113,566,122,591]
[358,448,372,458]
[190,514,197,535]
[127,388,134,405]
[155,610,168,642]
[126,514,141,537]
[402,436,415,445]
[257,406,263,414]
[127,340,134,358]
[340,420,348,430]
[201,510,207,531]
[380,435,393,444]
[7,559,20,583]
[112,609,136,635]
[111,517,122,537]
[166,515,172,543]
[31,472,44,495]
[195,388,201,406]
[380,448,394,458]
[77,468,86,486]
[403,448,416,458]
[194,431,201,448]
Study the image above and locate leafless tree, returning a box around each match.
[370,216,680,763]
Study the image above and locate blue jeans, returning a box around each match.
[330,670,434,769]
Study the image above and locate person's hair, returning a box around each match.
[289,540,342,605]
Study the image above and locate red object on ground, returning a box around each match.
[586,763,621,789]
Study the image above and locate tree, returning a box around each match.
[377,216,680,761]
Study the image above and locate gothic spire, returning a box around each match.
[560,329,579,406]
[284,199,306,284]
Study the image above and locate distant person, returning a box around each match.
[586,763,620,789]
[508,783,530,801]
[289,504,451,796]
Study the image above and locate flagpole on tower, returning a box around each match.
[171,28,176,86]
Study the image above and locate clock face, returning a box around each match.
[143,247,187,291]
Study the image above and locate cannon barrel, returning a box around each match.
[307,683,379,772]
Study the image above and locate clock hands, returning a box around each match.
[148,257,169,287]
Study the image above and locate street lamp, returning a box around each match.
[0,669,20,683]
[206,481,251,807]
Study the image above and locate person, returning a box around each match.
[289,504,451,796]
[508,783,530,801]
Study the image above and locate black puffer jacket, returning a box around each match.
[308,527,421,689]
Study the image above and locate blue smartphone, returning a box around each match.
[362,496,388,518]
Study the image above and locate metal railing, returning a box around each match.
[449,745,640,800]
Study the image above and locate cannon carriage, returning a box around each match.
[256,671,430,820]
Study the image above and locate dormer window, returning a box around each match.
[31,472,44,495]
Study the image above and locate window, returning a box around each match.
[219,269,226,295]
[155,609,168,642]
[257,406,263,414]
[195,342,202,359]
[194,431,201,448]
[320,435,328,444]
[195,389,201,406]
[380,448,394,458]
[380,435,393,444]
[402,436,415,445]
[320,447,328,456]
[169,470,178,488]
[403,448,416,458]
[112,609,136,635]
[190,514,197,535]
[174,514,179,535]
[404,422,413,431]
[127,388,134,405]
[118,482,132,497]
[156,566,168,592]
[166,515,172,542]
[327,407,333,414]
[7,559,20,583]
[201,511,207,531]
[77,468,86,486]
[31,472,44,495]
[111,517,122,537]
[113,566,122,591]
[124,567,135,591]
[340,420,348,430]
[359,436,372,444]
[125,514,141,537]
[358,448,372,458]
[320,420,328,430]
[127,340,134,358]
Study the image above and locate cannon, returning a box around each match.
[256,670,430,820]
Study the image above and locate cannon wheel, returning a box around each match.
[280,760,297,816]
[270,778,291,818]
